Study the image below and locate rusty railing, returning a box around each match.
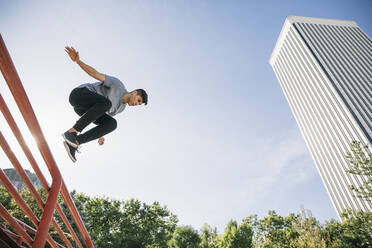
[0,34,95,248]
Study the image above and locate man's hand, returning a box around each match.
[65,46,80,63]
[65,46,105,82]
[98,137,105,146]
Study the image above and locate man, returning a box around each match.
[62,46,148,162]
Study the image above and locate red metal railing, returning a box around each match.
[0,34,95,247]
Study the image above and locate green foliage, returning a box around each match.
[0,186,46,228]
[345,141,372,202]
[338,210,372,248]
[247,210,298,248]
[200,224,218,248]
[246,210,345,248]
[322,219,344,248]
[1,186,371,248]
[219,219,253,248]
[68,193,178,248]
[0,186,15,211]
[289,209,339,248]
[0,187,177,248]
[169,225,201,248]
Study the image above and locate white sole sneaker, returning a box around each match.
[63,141,76,163]
[62,133,79,148]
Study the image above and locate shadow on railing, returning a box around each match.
[0,34,95,247]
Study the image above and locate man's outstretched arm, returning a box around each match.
[65,46,106,82]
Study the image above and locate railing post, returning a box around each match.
[0,33,63,248]
[0,33,95,248]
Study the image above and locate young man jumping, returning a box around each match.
[62,46,148,162]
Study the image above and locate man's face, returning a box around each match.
[128,91,144,106]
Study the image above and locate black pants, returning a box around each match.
[69,87,117,145]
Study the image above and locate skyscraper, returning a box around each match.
[269,16,372,217]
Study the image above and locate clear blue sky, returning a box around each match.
[0,0,371,233]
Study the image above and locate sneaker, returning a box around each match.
[63,141,77,162]
[62,131,78,148]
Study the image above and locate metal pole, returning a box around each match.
[0,33,62,248]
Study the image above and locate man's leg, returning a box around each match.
[64,87,112,147]
[70,88,112,134]
[73,106,85,117]
[76,114,117,145]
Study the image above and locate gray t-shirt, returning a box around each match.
[76,75,128,116]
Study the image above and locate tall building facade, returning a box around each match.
[269,16,372,217]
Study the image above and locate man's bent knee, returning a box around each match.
[108,119,117,131]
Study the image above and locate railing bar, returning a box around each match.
[0,133,67,248]
[0,95,76,248]
[0,94,50,190]
[0,204,33,247]
[0,33,93,248]
[16,220,66,248]
[0,33,63,248]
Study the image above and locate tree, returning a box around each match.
[345,141,372,202]
[290,209,340,248]
[251,211,298,248]
[322,219,344,248]
[168,225,201,248]
[73,194,178,248]
[341,141,372,247]
[219,219,253,248]
[338,210,372,248]
[200,224,218,248]
[0,187,178,248]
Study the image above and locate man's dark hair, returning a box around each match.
[135,89,148,105]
